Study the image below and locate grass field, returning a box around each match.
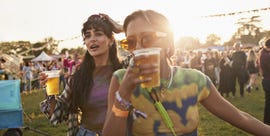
[0,81,265,136]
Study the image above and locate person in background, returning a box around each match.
[231,42,247,97]
[190,51,202,71]
[213,51,220,86]
[174,49,184,67]
[218,51,233,97]
[63,53,81,76]
[102,9,270,136]
[57,57,66,90]
[203,51,216,85]
[22,61,33,94]
[19,62,25,92]
[0,58,7,80]
[39,13,123,136]
[246,49,259,92]
[258,38,270,125]
[48,60,60,71]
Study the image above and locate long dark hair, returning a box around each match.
[68,15,122,113]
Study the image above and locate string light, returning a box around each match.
[203,7,270,18]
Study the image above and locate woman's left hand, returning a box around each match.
[99,13,123,33]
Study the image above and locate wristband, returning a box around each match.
[112,105,129,117]
[115,90,133,110]
[115,91,148,120]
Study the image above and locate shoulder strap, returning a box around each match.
[149,88,177,136]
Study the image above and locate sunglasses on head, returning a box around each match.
[120,31,167,51]
[88,14,105,21]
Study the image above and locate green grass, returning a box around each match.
[0,81,265,136]
[198,89,264,136]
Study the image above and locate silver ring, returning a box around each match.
[129,58,135,68]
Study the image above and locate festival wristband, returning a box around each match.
[115,90,133,110]
[112,105,129,117]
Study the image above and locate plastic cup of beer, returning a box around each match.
[44,70,60,95]
[133,48,161,88]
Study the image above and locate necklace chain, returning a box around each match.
[158,66,173,98]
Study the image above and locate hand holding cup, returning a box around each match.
[42,70,60,96]
[132,48,161,88]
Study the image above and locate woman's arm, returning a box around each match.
[201,83,270,136]
[99,13,123,33]
[103,56,159,136]
[39,72,72,123]
[102,75,128,136]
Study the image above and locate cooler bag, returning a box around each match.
[0,80,23,129]
[0,109,23,129]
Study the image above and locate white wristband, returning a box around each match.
[115,91,133,110]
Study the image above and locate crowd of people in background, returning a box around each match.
[172,42,261,98]
[0,42,263,98]
[0,53,82,94]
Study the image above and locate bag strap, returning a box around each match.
[126,111,134,136]
[148,88,176,136]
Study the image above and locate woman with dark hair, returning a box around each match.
[39,13,123,136]
[102,9,270,136]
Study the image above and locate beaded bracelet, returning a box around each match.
[115,90,133,110]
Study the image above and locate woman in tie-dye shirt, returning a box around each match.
[103,10,270,136]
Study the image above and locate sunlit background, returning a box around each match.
[0,0,269,51]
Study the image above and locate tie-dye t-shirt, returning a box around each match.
[114,66,212,136]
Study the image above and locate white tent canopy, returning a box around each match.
[31,51,55,62]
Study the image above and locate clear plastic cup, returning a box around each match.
[44,70,60,95]
[133,48,161,88]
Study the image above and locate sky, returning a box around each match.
[1,0,270,50]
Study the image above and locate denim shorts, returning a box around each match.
[76,126,101,136]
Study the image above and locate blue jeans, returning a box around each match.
[76,126,101,136]
[24,79,31,92]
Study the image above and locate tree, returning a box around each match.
[0,37,60,63]
[60,48,70,54]
[231,16,263,45]
[204,34,221,47]
[43,37,59,54]
[60,47,86,57]
[0,41,31,55]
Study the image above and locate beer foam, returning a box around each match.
[44,70,60,78]
[133,48,161,56]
